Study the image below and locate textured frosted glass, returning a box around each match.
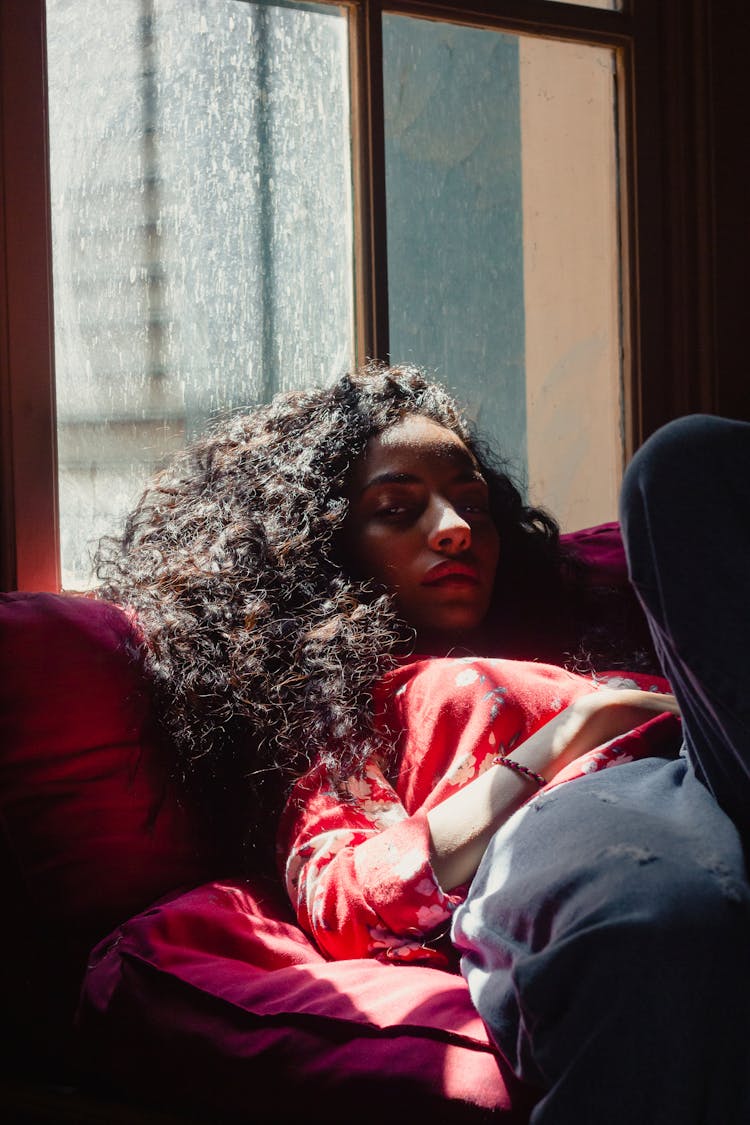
[383,17,623,533]
[47,0,353,588]
[383,18,527,474]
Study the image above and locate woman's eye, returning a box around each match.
[458,497,490,515]
[370,498,422,523]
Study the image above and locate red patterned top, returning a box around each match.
[278,657,676,967]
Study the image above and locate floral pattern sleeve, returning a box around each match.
[279,759,463,965]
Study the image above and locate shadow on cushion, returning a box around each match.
[78,878,536,1123]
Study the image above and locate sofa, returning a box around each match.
[0,523,655,1123]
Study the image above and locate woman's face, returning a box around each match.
[343,415,500,649]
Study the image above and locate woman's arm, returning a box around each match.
[280,667,676,962]
[280,760,464,963]
[427,689,679,891]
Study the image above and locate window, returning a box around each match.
[0,1,720,592]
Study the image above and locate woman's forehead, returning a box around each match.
[354,416,480,486]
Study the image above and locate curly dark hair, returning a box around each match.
[95,363,591,864]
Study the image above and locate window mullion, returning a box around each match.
[349,0,390,364]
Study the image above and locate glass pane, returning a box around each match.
[47,0,353,589]
[383,17,622,532]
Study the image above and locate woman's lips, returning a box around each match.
[421,560,480,586]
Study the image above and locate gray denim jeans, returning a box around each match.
[453,416,750,1123]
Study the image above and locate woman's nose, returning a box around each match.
[426,500,472,554]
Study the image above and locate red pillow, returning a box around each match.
[79,877,534,1123]
[0,591,538,1118]
[0,592,213,1065]
[0,592,534,1120]
[561,520,630,586]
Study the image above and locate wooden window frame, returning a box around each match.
[0,0,720,592]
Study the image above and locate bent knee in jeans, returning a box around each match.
[453,758,750,1113]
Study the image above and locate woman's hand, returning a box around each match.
[543,688,680,779]
[427,687,678,892]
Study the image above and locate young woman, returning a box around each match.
[97,364,750,1123]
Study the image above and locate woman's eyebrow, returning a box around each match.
[359,471,419,494]
[360,468,485,494]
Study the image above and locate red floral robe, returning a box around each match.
[278,657,677,967]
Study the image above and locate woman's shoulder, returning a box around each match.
[373,655,597,721]
[375,656,668,730]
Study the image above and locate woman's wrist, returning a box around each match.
[506,701,591,781]
[492,755,548,790]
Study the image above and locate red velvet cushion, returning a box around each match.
[0,592,213,1065]
[561,520,629,586]
[0,591,533,1118]
[79,877,534,1123]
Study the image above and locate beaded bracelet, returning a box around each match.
[492,755,548,790]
